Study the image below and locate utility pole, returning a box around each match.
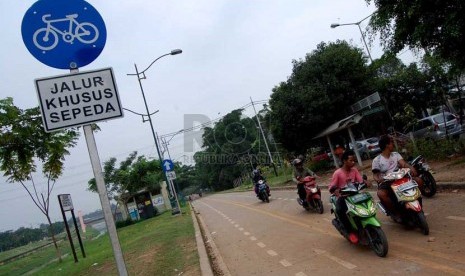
[250,97,278,176]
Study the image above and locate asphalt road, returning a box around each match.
[191,190,465,276]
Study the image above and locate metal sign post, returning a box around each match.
[58,194,78,263]
[84,124,128,275]
[163,160,181,215]
[22,1,127,274]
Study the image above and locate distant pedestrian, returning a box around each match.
[334,144,345,166]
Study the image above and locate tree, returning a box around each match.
[366,0,465,69]
[194,109,259,191]
[269,41,373,153]
[369,53,437,129]
[88,152,163,216]
[0,97,79,261]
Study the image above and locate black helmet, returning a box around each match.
[292,158,302,166]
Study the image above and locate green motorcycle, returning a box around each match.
[330,182,388,257]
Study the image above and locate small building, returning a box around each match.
[119,182,172,221]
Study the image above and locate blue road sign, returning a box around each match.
[162,159,175,172]
[21,0,106,69]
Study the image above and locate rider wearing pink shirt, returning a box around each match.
[329,150,366,234]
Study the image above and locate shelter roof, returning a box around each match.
[313,113,364,139]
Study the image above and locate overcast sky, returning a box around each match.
[0,0,420,231]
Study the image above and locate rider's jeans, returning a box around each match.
[336,196,351,231]
[297,183,307,201]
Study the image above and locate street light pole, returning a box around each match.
[160,129,184,160]
[127,49,182,215]
[250,97,278,176]
[331,12,375,63]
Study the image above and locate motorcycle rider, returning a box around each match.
[292,158,316,206]
[372,135,424,221]
[252,167,270,197]
[329,150,368,235]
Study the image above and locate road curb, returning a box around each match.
[189,203,214,276]
[190,202,231,276]
[436,182,465,190]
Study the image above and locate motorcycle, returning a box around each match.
[378,168,429,235]
[409,155,437,197]
[330,182,389,257]
[257,180,270,203]
[296,176,324,213]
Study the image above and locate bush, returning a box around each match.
[116,218,136,229]
[404,137,465,160]
[307,159,333,172]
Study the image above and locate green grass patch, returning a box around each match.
[0,207,200,276]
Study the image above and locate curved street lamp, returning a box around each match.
[330,13,374,63]
[127,49,183,215]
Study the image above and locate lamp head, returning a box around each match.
[171,49,183,55]
[330,23,340,28]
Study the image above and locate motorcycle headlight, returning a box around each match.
[355,206,369,216]
[347,201,376,217]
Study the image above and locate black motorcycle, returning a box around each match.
[409,155,437,197]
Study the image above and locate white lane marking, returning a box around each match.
[234,224,239,228]
[267,250,278,256]
[323,218,331,222]
[244,232,250,236]
[278,197,283,200]
[279,259,292,267]
[446,216,465,221]
[313,249,356,270]
[257,242,266,248]
[295,272,308,276]
[283,198,289,200]
[250,236,257,241]
[325,253,357,269]
[238,227,244,231]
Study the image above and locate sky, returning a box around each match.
[0,0,420,231]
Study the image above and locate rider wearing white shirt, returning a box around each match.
[372,135,423,219]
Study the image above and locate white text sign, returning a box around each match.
[35,68,123,132]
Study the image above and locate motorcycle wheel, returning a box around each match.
[365,226,389,257]
[417,211,429,235]
[263,192,270,203]
[420,171,437,198]
[315,199,324,214]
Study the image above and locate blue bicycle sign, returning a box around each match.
[33,14,99,51]
[22,0,106,69]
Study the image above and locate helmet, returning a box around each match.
[258,179,264,184]
[292,158,302,166]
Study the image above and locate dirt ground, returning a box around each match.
[198,155,465,275]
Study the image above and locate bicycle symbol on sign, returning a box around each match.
[33,14,99,51]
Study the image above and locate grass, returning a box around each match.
[232,167,295,193]
[0,207,200,276]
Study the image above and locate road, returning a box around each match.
[191,190,465,275]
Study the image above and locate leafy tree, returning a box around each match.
[88,152,163,216]
[0,97,79,261]
[174,164,201,193]
[269,41,373,152]
[369,53,436,129]
[194,109,259,191]
[366,0,465,69]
